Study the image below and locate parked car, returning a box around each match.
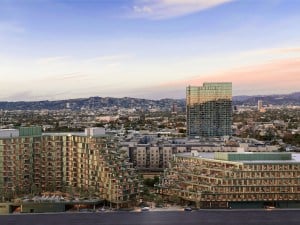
[184,207,192,211]
[265,206,275,210]
[141,207,150,211]
[97,207,106,212]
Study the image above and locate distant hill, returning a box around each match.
[0,92,299,110]
[233,92,300,106]
[0,97,185,111]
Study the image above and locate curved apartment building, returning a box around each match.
[160,151,300,208]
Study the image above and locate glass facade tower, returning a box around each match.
[186,82,232,137]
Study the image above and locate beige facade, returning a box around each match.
[160,152,300,208]
[0,128,140,206]
[124,142,279,171]
[130,145,173,170]
[0,136,42,195]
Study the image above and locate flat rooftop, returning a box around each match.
[42,132,108,137]
[42,132,85,136]
[178,152,300,164]
[215,152,292,161]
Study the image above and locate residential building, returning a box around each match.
[258,100,263,111]
[121,136,279,171]
[186,82,232,137]
[0,127,140,207]
[159,151,300,208]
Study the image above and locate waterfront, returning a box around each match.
[1,210,300,225]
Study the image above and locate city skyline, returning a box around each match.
[1,0,300,101]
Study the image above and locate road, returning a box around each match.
[1,209,300,225]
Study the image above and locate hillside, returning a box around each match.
[0,97,185,111]
[233,92,300,106]
[0,92,299,110]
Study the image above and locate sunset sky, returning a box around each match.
[1,0,300,101]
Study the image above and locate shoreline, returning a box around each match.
[2,207,300,216]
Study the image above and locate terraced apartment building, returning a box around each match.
[160,151,300,208]
[0,127,140,207]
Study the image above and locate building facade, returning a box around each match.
[0,127,140,206]
[159,152,300,208]
[121,138,279,171]
[186,82,232,137]
[258,100,263,111]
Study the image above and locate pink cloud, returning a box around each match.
[160,58,300,95]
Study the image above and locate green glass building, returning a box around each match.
[186,82,232,137]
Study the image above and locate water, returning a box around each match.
[0,210,299,225]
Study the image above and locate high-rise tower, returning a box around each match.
[186,82,232,137]
[258,100,263,111]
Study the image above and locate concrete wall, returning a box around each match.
[0,203,12,214]
[21,202,65,213]
[85,127,105,137]
[229,202,264,209]
[229,201,300,209]
[0,129,19,138]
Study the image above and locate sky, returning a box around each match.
[0,0,300,101]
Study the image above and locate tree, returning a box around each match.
[169,195,181,204]
[283,133,300,146]
[143,178,155,187]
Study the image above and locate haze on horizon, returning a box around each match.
[1,0,300,101]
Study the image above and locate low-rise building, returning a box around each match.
[121,137,279,171]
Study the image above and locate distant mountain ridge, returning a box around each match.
[0,97,185,111]
[233,92,300,106]
[0,92,299,110]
